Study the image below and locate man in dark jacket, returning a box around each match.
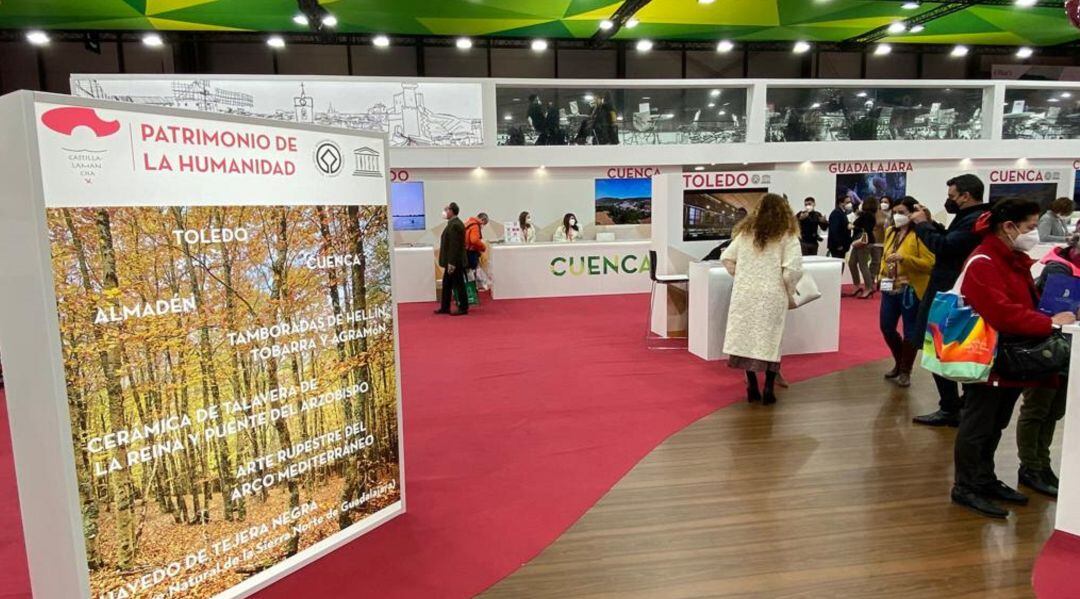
[798,197,828,256]
[827,196,853,259]
[909,174,991,427]
[437,202,468,316]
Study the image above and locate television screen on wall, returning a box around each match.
[989,182,1059,212]
[835,172,908,208]
[682,188,768,242]
[390,181,426,231]
[595,178,652,225]
[1074,171,1080,208]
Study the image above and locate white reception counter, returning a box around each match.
[392,246,436,303]
[490,240,652,300]
[1054,324,1080,537]
[687,256,845,361]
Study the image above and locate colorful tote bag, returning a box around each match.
[920,255,998,383]
[465,272,480,306]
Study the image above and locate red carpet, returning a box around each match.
[0,293,887,598]
[1033,530,1080,598]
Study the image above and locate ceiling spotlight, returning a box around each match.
[718,110,726,116]
[1063,92,1074,98]
[1016,46,1033,58]
[716,39,734,52]
[292,14,308,26]
[909,24,925,33]
[626,18,640,28]
[26,30,49,45]
[531,39,548,52]
[267,35,285,49]
[1049,97,1060,103]
[503,114,512,121]
[456,37,473,49]
[584,93,595,101]
[856,91,868,98]
[887,22,907,34]
[142,33,164,47]
[707,102,716,108]
[321,14,337,27]
[950,44,969,57]
[902,1,921,8]
[874,43,892,55]
[810,102,822,109]
[599,19,614,30]
[373,35,390,47]
[793,41,811,54]
[1014,0,1037,6]
[636,39,653,52]
[699,0,716,3]
[694,166,705,171]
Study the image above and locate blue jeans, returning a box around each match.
[880,286,921,345]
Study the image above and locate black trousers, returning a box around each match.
[800,240,819,256]
[954,384,1022,492]
[440,268,468,313]
[915,286,963,414]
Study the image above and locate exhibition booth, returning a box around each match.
[2,74,1080,598]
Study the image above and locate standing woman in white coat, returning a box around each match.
[720,193,804,405]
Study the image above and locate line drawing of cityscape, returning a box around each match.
[70,77,485,147]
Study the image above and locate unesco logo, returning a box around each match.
[314,140,343,177]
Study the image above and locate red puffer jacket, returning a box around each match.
[960,233,1055,387]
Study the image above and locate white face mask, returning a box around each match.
[443,210,451,220]
[893,214,910,228]
[881,203,891,211]
[569,218,577,227]
[805,204,814,211]
[843,205,853,214]
[1011,227,1040,252]
[526,217,533,225]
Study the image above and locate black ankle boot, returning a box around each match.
[746,371,761,403]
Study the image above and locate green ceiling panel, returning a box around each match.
[0,0,1075,46]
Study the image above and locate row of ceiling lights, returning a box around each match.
[17,0,1049,51]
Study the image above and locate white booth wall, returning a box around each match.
[393,159,1080,249]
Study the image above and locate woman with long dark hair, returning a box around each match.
[554,212,583,243]
[519,211,536,243]
[849,198,878,298]
[720,194,803,405]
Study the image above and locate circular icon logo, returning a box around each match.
[314,141,343,177]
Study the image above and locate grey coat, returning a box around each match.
[1038,211,1070,244]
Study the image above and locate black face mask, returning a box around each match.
[944,198,960,214]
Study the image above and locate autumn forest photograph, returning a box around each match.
[46,204,401,599]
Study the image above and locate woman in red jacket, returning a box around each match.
[952,199,1077,519]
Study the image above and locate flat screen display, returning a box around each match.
[989,182,1059,211]
[595,177,652,225]
[835,172,908,207]
[683,187,768,242]
[391,181,426,231]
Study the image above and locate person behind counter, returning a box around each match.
[797,196,827,256]
[436,202,468,316]
[720,193,803,406]
[554,213,584,243]
[519,211,537,243]
[1038,196,1074,244]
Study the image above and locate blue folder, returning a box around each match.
[1038,273,1080,316]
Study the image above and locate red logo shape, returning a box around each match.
[41,106,120,137]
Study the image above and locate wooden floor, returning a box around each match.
[485,360,1061,599]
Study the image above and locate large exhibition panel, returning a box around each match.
[0,91,404,599]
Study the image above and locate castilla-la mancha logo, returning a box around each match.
[40,106,121,186]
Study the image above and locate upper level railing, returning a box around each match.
[70,75,1080,149]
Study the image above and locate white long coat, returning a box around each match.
[720,233,804,363]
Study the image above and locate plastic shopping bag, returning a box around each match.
[465,271,480,306]
[920,255,998,383]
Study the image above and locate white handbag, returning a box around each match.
[788,273,821,309]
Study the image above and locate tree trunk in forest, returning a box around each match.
[171,207,238,523]
[344,207,373,505]
[92,208,137,569]
[60,212,104,569]
[215,208,249,521]
[269,207,302,556]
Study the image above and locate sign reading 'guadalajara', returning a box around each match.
[827,161,914,174]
